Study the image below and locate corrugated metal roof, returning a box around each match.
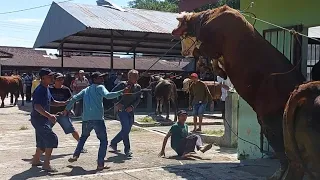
[58,2,179,34]
[34,1,182,56]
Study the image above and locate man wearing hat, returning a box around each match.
[188,72,213,132]
[49,73,85,152]
[31,68,69,172]
[64,71,124,170]
[158,110,212,158]
[71,70,89,117]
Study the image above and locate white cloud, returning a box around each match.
[6,18,44,24]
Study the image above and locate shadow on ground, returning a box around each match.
[163,159,279,180]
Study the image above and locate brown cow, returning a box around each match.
[172,5,313,180]
[183,78,222,101]
[0,76,25,107]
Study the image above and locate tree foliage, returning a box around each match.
[128,0,240,13]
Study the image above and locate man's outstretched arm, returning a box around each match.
[158,132,172,157]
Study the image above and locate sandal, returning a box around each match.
[42,165,58,173]
[31,162,43,167]
[96,165,110,171]
[68,156,78,163]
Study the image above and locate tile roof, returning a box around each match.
[0,46,188,71]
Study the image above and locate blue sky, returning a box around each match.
[0,0,131,49]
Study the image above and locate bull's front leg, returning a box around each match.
[258,112,289,180]
[164,99,170,120]
[0,95,4,108]
[155,99,159,115]
[13,92,18,106]
[159,98,163,115]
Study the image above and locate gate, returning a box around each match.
[260,25,303,156]
[307,39,320,81]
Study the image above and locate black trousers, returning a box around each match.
[26,86,32,102]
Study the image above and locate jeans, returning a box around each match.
[73,120,107,166]
[111,111,134,153]
[74,100,83,117]
[54,115,75,134]
[176,134,203,156]
[26,86,32,102]
[192,103,207,116]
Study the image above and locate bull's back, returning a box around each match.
[0,76,22,93]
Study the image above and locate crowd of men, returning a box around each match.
[3,68,233,172]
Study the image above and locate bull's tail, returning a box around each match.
[283,81,320,179]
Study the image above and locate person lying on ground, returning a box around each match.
[158,110,213,158]
[63,71,125,171]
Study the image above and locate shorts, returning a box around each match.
[54,115,75,134]
[31,118,58,149]
[192,103,207,116]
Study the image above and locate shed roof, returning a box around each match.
[34,1,182,56]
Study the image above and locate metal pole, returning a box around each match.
[133,49,136,69]
[61,43,64,68]
[111,30,114,71]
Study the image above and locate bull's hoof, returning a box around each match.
[267,167,287,180]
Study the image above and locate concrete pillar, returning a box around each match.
[219,91,239,147]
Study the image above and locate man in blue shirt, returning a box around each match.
[65,72,124,170]
[31,68,68,172]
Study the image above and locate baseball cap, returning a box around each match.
[54,73,64,79]
[190,73,198,78]
[91,71,107,79]
[177,110,188,116]
[39,68,55,77]
[79,70,85,74]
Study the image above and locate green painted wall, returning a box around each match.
[237,97,272,160]
[241,0,320,33]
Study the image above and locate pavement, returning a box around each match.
[0,98,279,180]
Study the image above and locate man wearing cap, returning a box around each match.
[158,110,212,158]
[49,73,85,152]
[109,69,141,158]
[189,73,213,132]
[64,71,124,170]
[31,68,68,172]
[71,70,89,117]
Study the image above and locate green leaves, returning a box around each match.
[127,0,240,13]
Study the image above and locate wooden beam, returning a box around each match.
[74,33,177,44]
[133,50,136,69]
[128,33,150,52]
[55,40,181,51]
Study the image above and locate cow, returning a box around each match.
[171,5,318,180]
[0,76,25,108]
[149,75,178,121]
[183,77,222,101]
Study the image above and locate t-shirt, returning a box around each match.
[189,80,212,106]
[72,77,89,94]
[169,123,189,151]
[31,84,53,124]
[217,76,233,101]
[49,85,72,114]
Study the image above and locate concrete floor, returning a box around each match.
[0,98,279,180]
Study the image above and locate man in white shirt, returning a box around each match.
[217,76,233,119]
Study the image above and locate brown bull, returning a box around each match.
[0,76,25,107]
[172,5,317,180]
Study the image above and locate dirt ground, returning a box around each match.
[0,98,279,180]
